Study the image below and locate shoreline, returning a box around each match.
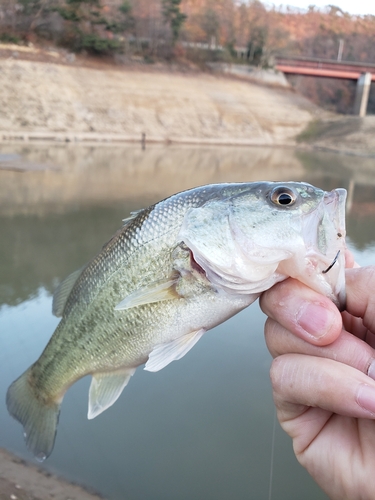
[2,131,375,159]
[0,56,318,150]
[0,130,292,146]
[0,448,104,500]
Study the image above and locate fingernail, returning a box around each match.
[356,384,375,415]
[296,302,336,339]
[367,360,375,381]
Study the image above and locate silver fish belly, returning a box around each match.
[6,181,347,460]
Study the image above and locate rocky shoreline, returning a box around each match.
[0,448,103,500]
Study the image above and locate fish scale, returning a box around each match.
[6,181,347,461]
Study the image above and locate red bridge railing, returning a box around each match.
[275,56,375,80]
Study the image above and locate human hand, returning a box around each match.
[260,266,375,500]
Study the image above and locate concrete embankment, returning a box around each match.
[0,57,322,146]
[1,44,375,155]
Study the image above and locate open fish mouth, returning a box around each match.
[322,187,347,309]
[300,187,347,309]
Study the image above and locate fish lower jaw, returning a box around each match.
[276,256,337,296]
[278,249,339,278]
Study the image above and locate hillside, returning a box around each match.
[0,43,324,146]
[1,44,375,156]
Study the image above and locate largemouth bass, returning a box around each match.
[6,181,346,461]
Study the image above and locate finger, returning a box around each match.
[345,267,375,334]
[260,279,342,346]
[265,317,375,379]
[345,249,360,269]
[341,310,368,340]
[366,330,375,350]
[345,248,355,268]
[270,354,375,427]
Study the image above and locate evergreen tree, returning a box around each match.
[162,0,187,43]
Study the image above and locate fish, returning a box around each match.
[6,181,347,461]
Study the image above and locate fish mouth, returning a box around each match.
[306,187,347,309]
[273,187,347,310]
[302,188,346,252]
[324,188,347,309]
[323,188,346,241]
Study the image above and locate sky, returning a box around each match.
[266,1,375,16]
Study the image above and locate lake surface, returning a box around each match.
[0,143,374,500]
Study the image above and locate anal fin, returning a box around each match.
[145,328,206,372]
[88,368,136,420]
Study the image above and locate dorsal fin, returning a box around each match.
[122,209,144,226]
[52,267,84,317]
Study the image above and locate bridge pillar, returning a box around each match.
[353,72,372,117]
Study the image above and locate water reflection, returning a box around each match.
[0,208,130,306]
[295,149,375,248]
[0,143,374,500]
[1,144,375,308]
[0,143,307,215]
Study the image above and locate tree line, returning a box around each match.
[0,0,187,55]
[1,0,375,62]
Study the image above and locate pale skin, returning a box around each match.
[260,260,375,500]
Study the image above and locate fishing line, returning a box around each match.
[268,407,277,500]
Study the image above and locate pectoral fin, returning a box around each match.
[115,277,179,311]
[88,368,136,419]
[145,328,206,372]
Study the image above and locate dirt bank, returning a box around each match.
[0,448,103,500]
[0,44,326,147]
[1,43,375,154]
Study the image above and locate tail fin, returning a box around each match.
[6,370,61,461]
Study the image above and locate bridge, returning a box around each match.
[275,56,375,116]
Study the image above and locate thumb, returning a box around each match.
[260,279,342,346]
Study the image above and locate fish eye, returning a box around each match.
[270,187,297,207]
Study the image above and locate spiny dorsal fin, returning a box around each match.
[114,277,179,311]
[122,209,144,226]
[88,368,136,420]
[52,267,84,317]
[100,210,146,251]
[145,328,206,372]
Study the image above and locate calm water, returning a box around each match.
[0,143,374,500]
